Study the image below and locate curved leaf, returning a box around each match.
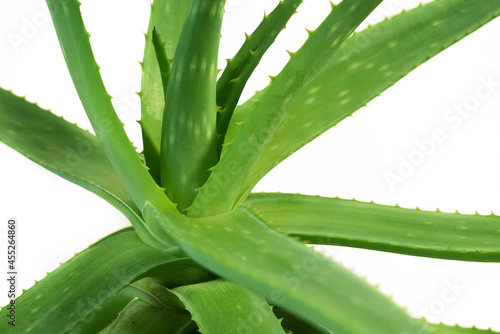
[244,193,500,262]
[46,0,177,219]
[0,88,139,221]
[0,228,179,333]
[172,279,285,334]
[144,204,431,334]
[233,0,500,195]
[190,0,384,217]
[98,298,195,334]
[140,0,192,182]
[216,0,303,154]
[160,0,226,211]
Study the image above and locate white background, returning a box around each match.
[1,0,500,330]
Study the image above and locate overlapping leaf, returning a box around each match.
[160,0,226,211]
[226,0,500,196]
[144,204,431,334]
[0,88,139,223]
[0,228,178,333]
[140,0,192,182]
[190,0,384,216]
[46,0,177,219]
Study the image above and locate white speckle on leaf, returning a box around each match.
[304,97,315,105]
[339,98,350,106]
[338,89,349,97]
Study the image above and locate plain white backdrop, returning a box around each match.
[1,0,500,330]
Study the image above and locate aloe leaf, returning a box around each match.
[70,259,214,333]
[160,0,226,211]
[216,0,302,155]
[244,193,500,262]
[0,89,171,246]
[140,0,191,182]
[98,298,194,334]
[0,88,138,219]
[0,228,179,333]
[45,0,177,217]
[144,204,430,334]
[151,27,171,106]
[190,0,384,217]
[233,0,500,194]
[171,279,285,334]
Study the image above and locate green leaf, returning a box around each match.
[98,298,195,334]
[46,0,177,219]
[144,204,430,334]
[190,0,384,217]
[138,258,216,289]
[273,307,331,334]
[216,0,302,155]
[140,0,192,183]
[244,193,500,262]
[0,228,179,333]
[171,279,285,334]
[234,0,500,195]
[161,0,226,211]
[71,259,214,333]
[151,27,171,109]
[0,88,138,221]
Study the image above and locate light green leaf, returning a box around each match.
[216,0,302,155]
[0,228,179,333]
[190,0,384,217]
[234,0,500,195]
[144,204,430,334]
[151,27,171,110]
[161,0,226,211]
[244,193,500,262]
[172,279,285,334]
[0,88,139,222]
[98,298,195,334]
[46,0,177,220]
[273,307,331,334]
[140,0,191,183]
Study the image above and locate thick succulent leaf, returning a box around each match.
[0,228,179,333]
[161,0,226,211]
[98,298,195,334]
[140,0,191,182]
[71,259,214,333]
[244,193,500,262]
[171,279,285,334]
[46,0,177,220]
[144,204,431,334]
[0,88,139,221]
[151,28,171,108]
[216,0,302,154]
[190,0,384,217]
[232,0,500,194]
[68,285,139,334]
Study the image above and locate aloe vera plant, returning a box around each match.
[1,0,500,333]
